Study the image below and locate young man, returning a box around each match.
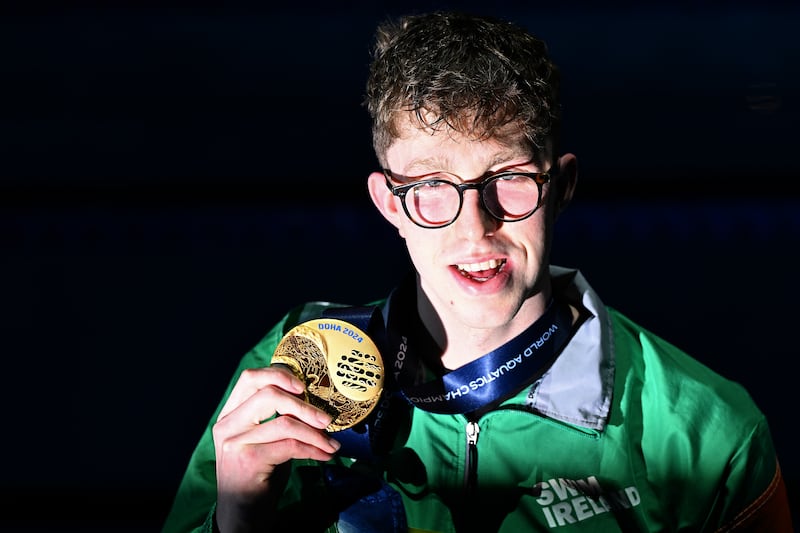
[163,11,792,532]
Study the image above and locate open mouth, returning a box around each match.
[455,258,507,281]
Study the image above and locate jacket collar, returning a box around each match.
[524,266,614,431]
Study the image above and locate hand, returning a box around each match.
[212,366,341,532]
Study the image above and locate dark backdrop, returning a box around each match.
[2,2,798,531]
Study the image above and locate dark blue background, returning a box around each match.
[2,2,798,531]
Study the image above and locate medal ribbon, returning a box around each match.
[385,292,574,414]
[321,305,391,459]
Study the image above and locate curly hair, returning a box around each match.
[364,11,561,166]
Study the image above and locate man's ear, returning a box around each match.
[367,171,404,231]
[554,153,578,217]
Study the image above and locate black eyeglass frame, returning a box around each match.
[382,167,556,229]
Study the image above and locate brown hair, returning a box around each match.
[364,11,561,166]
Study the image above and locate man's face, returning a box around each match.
[374,121,559,333]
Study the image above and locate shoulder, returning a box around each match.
[606,308,785,530]
[607,307,765,426]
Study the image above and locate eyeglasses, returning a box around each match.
[383,167,554,229]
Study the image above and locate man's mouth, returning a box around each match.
[455,258,507,281]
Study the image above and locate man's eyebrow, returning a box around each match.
[403,156,449,174]
[403,149,532,175]
[489,149,528,166]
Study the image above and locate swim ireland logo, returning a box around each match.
[533,476,641,527]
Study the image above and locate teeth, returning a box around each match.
[457,258,504,272]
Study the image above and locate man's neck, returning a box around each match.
[416,285,553,370]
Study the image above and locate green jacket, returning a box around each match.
[162,268,787,532]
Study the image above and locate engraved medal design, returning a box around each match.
[271,318,384,432]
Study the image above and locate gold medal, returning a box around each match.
[271,318,384,432]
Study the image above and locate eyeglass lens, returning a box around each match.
[406,175,541,227]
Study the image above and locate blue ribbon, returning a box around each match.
[387,297,573,414]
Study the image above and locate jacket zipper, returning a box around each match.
[463,419,480,494]
[461,407,597,493]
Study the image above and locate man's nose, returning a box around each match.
[453,189,498,239]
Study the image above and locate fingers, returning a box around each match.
[213,365,339,457]
[216,381,335,439]
[224,368,332,430]
[218,414,341,465]
[217,366,305,421]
